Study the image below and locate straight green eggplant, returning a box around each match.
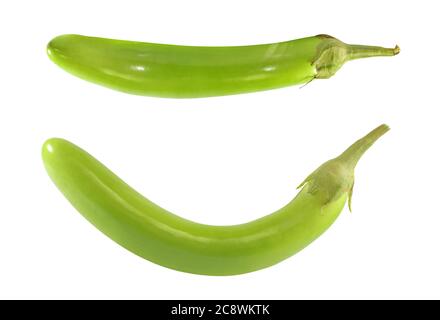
[47,34,399,98]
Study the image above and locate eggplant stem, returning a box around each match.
[347,44,400,61]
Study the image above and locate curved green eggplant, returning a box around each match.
[47,34,399,98]
[42,125,389,275]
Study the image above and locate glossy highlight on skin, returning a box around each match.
[42,125,389,275]
[47,34,399,98]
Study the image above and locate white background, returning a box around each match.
[1,0,439,299]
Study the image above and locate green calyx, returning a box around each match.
[298,124,390,211]
[312,35,399,79]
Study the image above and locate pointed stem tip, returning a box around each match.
[347,44,400,60]
[338,124,390,169]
